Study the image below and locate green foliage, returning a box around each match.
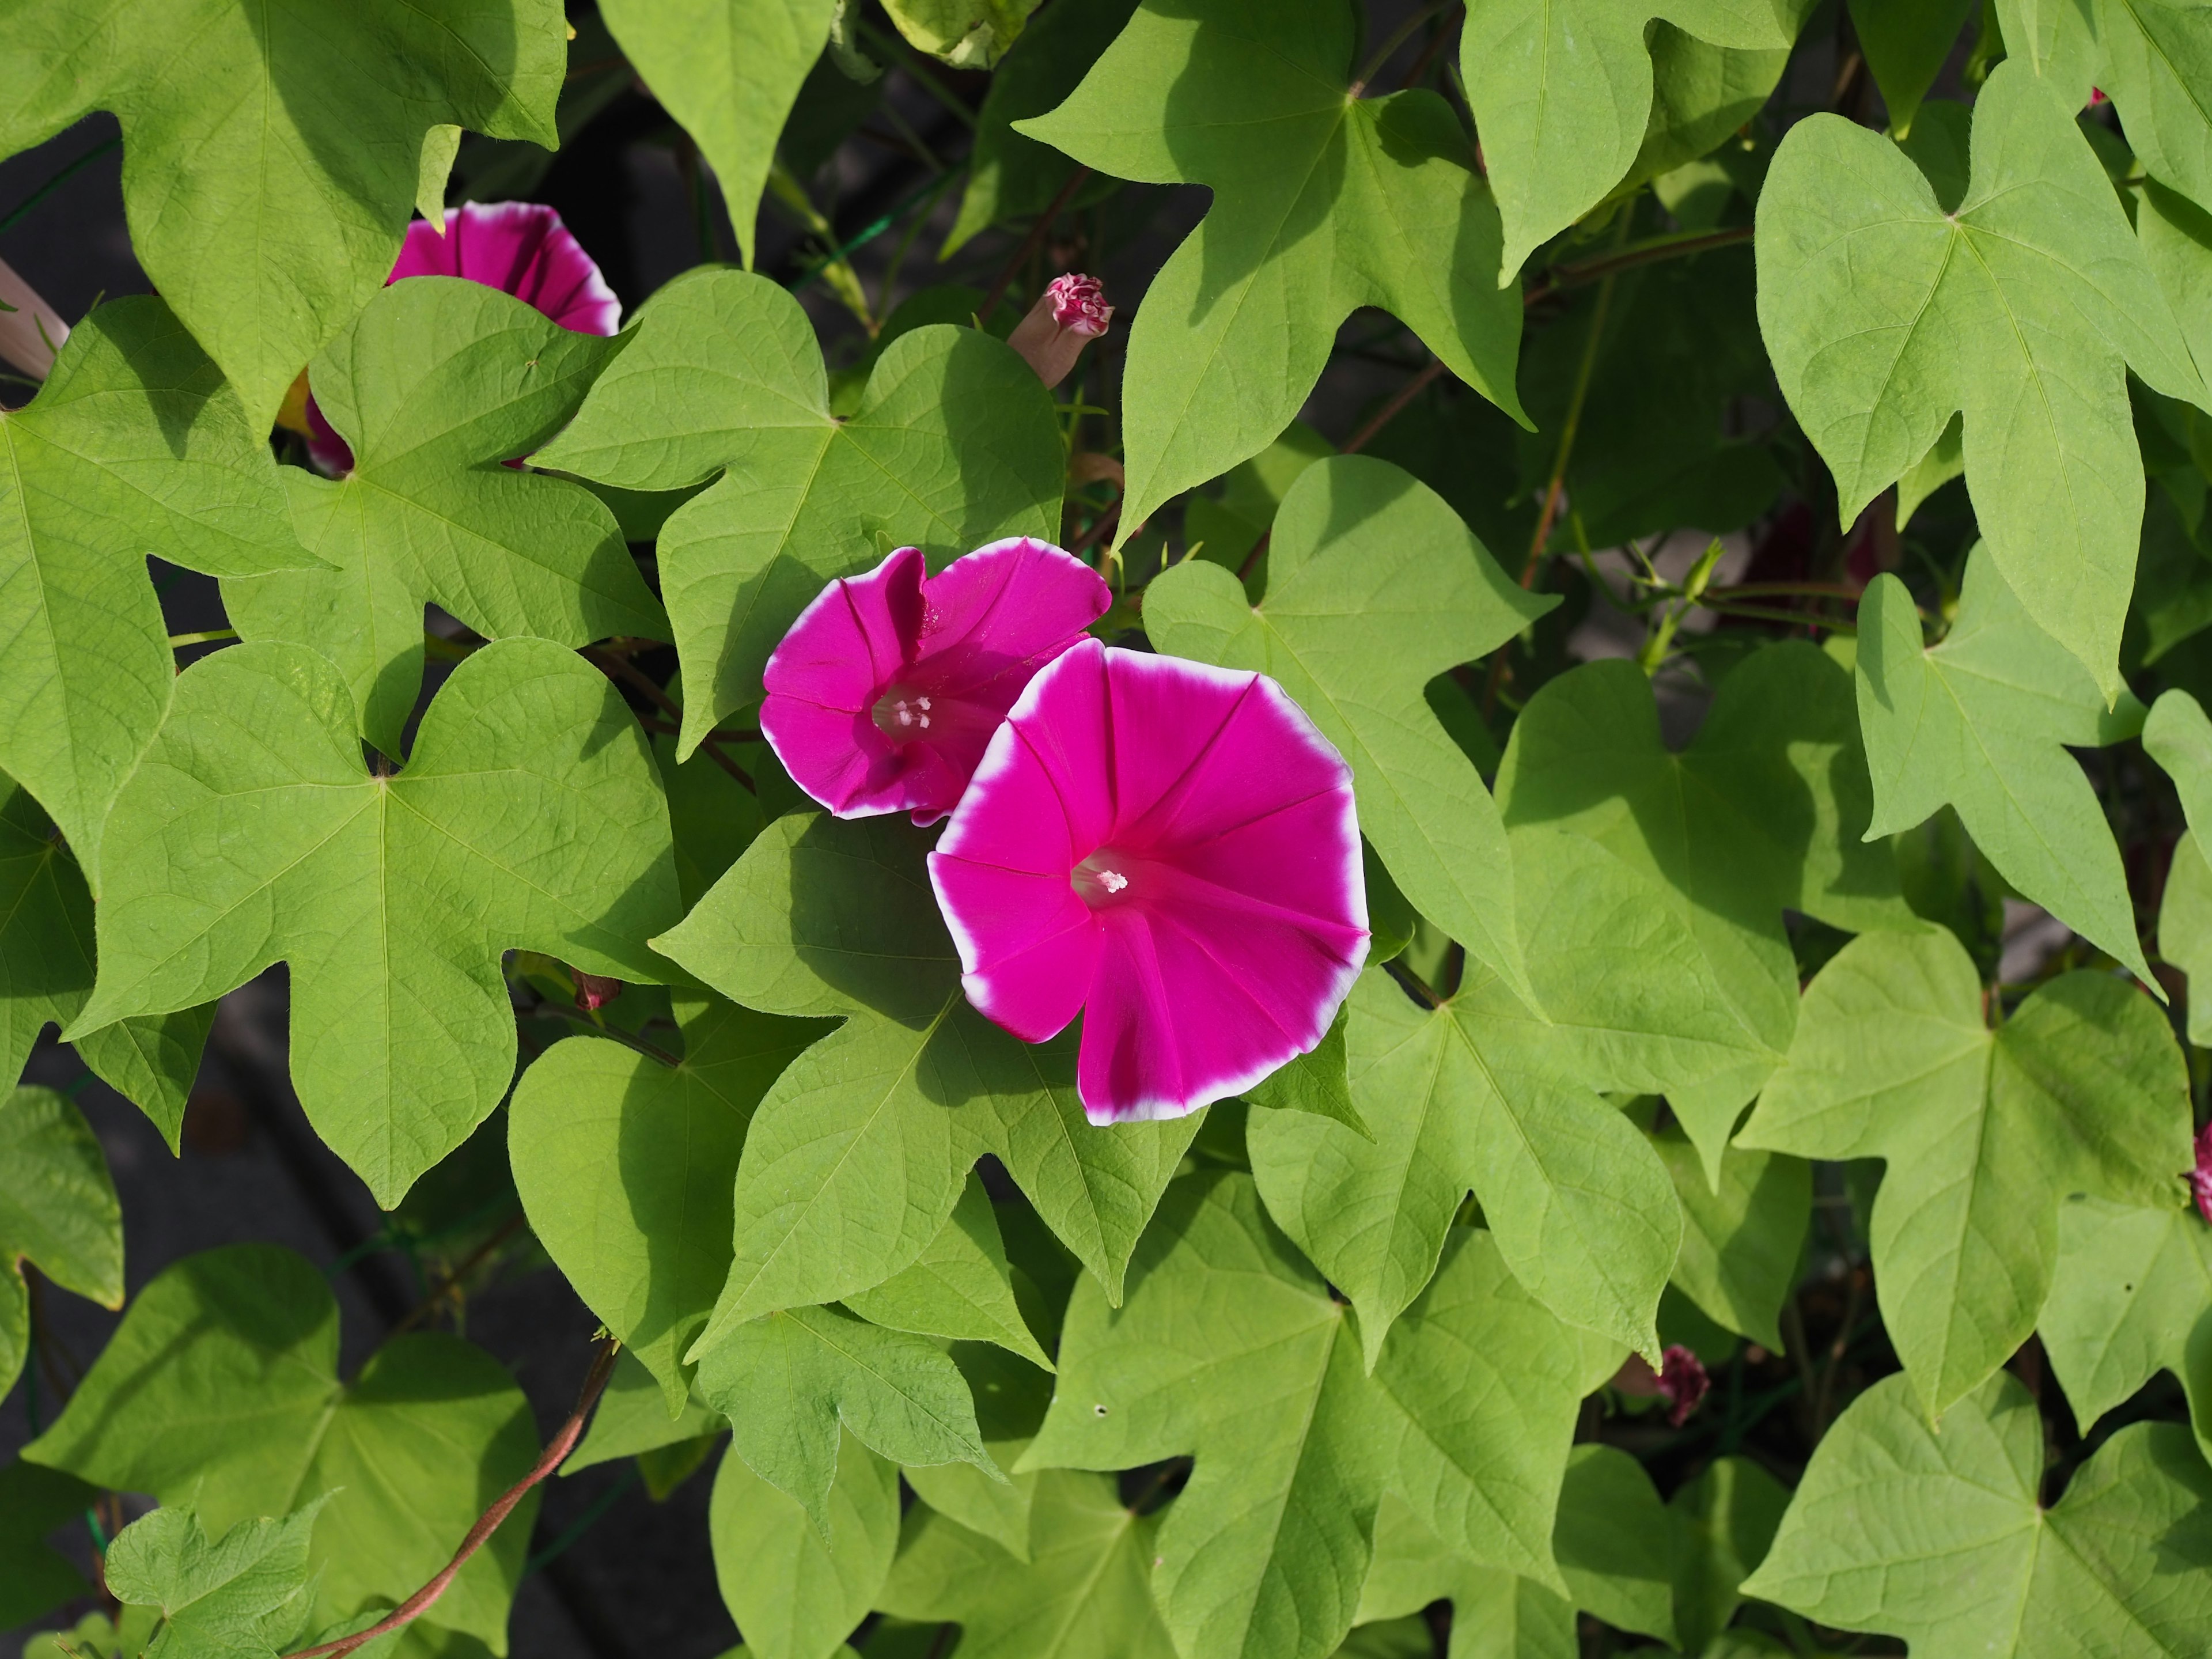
[655,812,1196,1326]
[0,0,566,429]
[225,278,665,757]
[1019,0,1523,542]
[878,1469,1175,1657]
[1460,0,1809,279]
[536,269,1065,751]
[1740,927,2193,1416]
[9,6,2212,1657]
[1147,456,1549,1005]
[599,0,836,269]
[1744,1370,2212,1653]
[24,1245,541,1650]
[0,1086,121,1400]
[1497,643,1911,1175]
[72,638,681,1205]
[0,298,314,874]
[103,1499,328,1659]
[711,1434,897,1659]
[1758,60,2207,696]
[511,993,832,1410]
[1857,547,2152,978]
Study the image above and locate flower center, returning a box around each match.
[872,686,938,738]
[1072,849,1139,908]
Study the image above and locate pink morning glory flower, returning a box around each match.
[760,537,1111,825]
[927,639,1369,1123]
[1007,273,1112,389]
[2191,1122,2212,1226]
[306,201,621,473]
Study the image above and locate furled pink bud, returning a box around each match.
[1613,1344,1711,1426]
[574,972,623,1013]
[0,257,69,384]
[1007,273,1113,389]
[2191,1122,2212,1226]
[2089,86,2109,106]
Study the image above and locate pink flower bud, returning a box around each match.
[1007,273,1113,389]
[2191,1122,2212,1226]
[573,971,623,1013]
[1612,1343,1711,1426]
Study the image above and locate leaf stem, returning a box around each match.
[980,165,1092,324]
[523,997,684,1068]
[387,1209,528,1336]
[1342,356,1447,457]
[167,627,237,647]
[0,135,120,236]
[582,646,753,791]
[1349,0,1461,97]
[1522,225,1755,308]
[279,1336,622,1659]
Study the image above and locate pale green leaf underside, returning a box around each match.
[1738,927,2192,1418]
[225,278,666,758]
[73,638,682,1207]
[1744,1370,2212,1656]
[1856,548,2151,979]
[1757,59,2207,695]
[0,298,313,877]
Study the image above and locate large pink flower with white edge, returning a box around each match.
[761,537,1111,825]
[306,201,622,472]
[928,639,1369,1123]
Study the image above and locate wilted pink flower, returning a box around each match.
[928,640,1368,1123]
[2191,1122,2212,1225]
[1007,273,1112,389]
[306,202,621,472]
[573,971,623,1013]
[761,538,1111,825]
[1613,1344,1710,1426]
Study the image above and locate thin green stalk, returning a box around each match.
[0,135,120,236]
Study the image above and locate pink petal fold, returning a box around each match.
[761,537,1111,825]
[930,640,1369,1123]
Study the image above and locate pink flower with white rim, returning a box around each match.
[1006,273,1113,389]
[760,537,1111,825]
[928,638,1369,1123]
[306,201,622,473]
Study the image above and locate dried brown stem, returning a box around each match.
[281,1336,622,1659]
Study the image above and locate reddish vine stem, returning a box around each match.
[1521,224,1754,309]
[979,165,1091,324]
[281,1336,622,1659]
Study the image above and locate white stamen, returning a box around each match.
[918,714,931,729]
[916,696,931,710]
[1097,869,1128,893]
[896,704,914,726]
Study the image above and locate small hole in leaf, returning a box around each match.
[1093,1403,1109,1417]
